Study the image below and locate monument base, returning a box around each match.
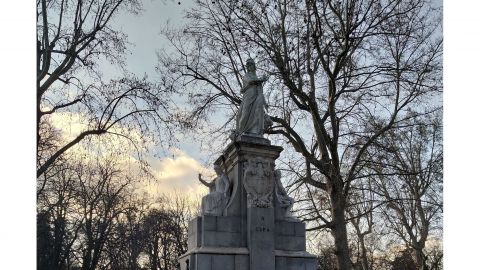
[179,249,316,270]
[179,216,316,270]
[178,137,316,270]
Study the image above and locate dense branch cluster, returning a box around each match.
[157,0,442,269]
[37,0,174,178]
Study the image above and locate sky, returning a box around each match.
[77,0,448,199]
[46,0,213,199]
[112,0,196,76]
[36,0,447,201]
[107,0,217,196]
[1,0,480,268]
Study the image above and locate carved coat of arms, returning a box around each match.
[243,158,274,208]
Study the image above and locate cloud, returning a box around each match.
[144,148,213,197]
[48,112,210,199]
[49,112,90,142]
[48,111,148,158]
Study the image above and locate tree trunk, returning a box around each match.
[359,234,369,270]
[151,240,159,270]
[413,244,426,270]
[330,179,351,270]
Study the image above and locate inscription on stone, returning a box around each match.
[255,226,270,232]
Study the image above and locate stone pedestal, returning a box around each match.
[178,136,316,270]
[248,207,275,270]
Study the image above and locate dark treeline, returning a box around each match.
[37,152,195,270]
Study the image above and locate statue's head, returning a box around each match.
[246,58,256,73]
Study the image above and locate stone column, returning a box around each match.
[217,136,282,270]
[216,136,282,248]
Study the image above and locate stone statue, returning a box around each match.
[235,58,269,137]
[274,170,295,219]
[198,164,231,216]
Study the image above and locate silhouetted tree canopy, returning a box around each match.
[156,0,442,269]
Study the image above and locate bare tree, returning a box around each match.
[347,186,375,270]
[37,155,83,270]
[36,0,173,178]
[156,0,442,268]
[103,195,150,270]
[141,207,183,270]
[391,249,417,270]
[72,155,140,270]
[37,151,196,270]
[37,151,142,270]
[371,115,443,270]
[166,193,199,256]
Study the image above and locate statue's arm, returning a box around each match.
[198,174,214,187]
[241,75,268,92]
[241,78,255,93]
[252,76,268,84]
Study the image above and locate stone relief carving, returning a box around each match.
[199,164,231,216]
[274,169,296,220]
[243,158,274,208]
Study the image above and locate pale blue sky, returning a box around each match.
[112,0,195,77]
[106,0,207,161]
[105,0,444,165]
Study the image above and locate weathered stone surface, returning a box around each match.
[235,133,271,145]
[212,255,235,270]
[203,231,242,247]
[275,220,295,236]
[248,207,275,270]
[196,254,212,270]
[203,215,217,231]
[179,247,250,270]
[276,257,287,270]
[284,257,317,270]
[188,217,203,250]
[184,246,249,256]
[294,222,306,237]
[217,216,241,232]
[274,250,315,258]
[235,255,249,270]
[275,235,306,251]
[275,253,317,270]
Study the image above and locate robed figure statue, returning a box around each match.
[198,164,231,216]
[236,58,269,136]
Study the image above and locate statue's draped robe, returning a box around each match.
[237,72,265,135]
[202,173,230,216]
